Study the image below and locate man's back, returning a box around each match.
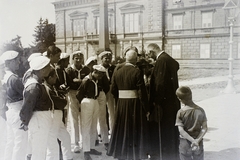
[114,64,140,90]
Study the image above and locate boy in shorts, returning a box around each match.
[175,86,208,160]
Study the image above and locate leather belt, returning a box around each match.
[119,90,138,98]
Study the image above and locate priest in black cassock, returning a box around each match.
[146,43,180,160]
[107,48,150,160]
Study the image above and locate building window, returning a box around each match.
[173,14,183,30]
[69,11,88,37]
[172,44,181,58]
[125,13,139,33]
[202,12,212,28]
[200,44,210,58]
[95,16,113,34]
[73,19,85,36]
[96,16,100,34]
[119,3,143,34]
[92,8,114,35]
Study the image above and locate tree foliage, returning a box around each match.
[0,17,56,77]
[32,18,55,53]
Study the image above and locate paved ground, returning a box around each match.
[0,74,240,160]
[71,74,240,160]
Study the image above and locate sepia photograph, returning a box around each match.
[0,0,240,160]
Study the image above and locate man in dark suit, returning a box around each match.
[146,43,180,160]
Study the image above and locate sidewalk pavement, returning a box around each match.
[0,75,239,160]
[198,92,240,160]
[180,74,240,160]
[179,74,240,86]
[71,75,240,160]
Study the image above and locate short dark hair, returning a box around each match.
[47,45,61,58]
[176,86,192,100]
[147,43,161,53]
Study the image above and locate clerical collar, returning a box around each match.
[157,51,164,59]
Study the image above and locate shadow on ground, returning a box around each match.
[205,148,240,160]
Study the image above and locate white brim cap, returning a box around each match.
[42,51,47,57]
[1,50,19,61]
[85,56,97,66]
[27,53,42,62]
[73,51,82,55]
[93,65,106,72]
[30,56,50,71]
[0,59,4,66]
[60,53,70,59]
[98,51,112,59]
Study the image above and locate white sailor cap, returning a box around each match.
[42,51,47,57]
[60,53,70,59]
[30,56,50,71]
[27,53,42,62]
[93,65,106,73]
[1,50,19,61]
[73,51,83,56]
[85,56,97,66]
[98,51,112,59]
[0,59,4,66]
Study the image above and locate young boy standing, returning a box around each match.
[1,50,28,160]
[175,86,208,160]
[76,65,106,160]
[43,68,73,160]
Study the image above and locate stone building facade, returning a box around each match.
[53,0,240,65]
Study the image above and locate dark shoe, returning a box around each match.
[72,145,81,153]
[95,140,99,146]
[89,149,102,155]
[104,143,109,150]
[84,152,92,160]
[26,154,31,160]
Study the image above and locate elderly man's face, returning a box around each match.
[146,48,156,60]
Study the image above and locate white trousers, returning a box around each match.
[81,98,99,152]
[97,91,109,143]
[46,110,73,160]
[28,111,53,160]
[0,117,7,160]
[4,101,28,160]
[106,90,115,133]
[68,90,82,146]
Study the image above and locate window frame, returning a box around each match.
[172,44,181,58]
[201,11,213,28]
[200,43,211,58]
[69,11,88,37]
[119,3,144,34]
[173,14,183,30]
[73,18,86,36]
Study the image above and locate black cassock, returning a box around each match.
[107,63,150,160]
[149,52,180,160]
